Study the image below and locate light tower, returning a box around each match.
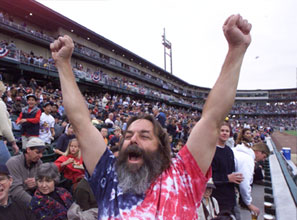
[162,28,172,74]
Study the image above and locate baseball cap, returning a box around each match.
[253,142,270,156]
[0,164,10,176]
[206,178,216,189]
[26,137,46,149]
[43,101,53,108]
[26,93,37,101]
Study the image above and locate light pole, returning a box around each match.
[162,28,173,74]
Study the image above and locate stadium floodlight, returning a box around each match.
[162,28,173,74]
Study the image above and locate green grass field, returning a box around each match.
[284,130,297,136]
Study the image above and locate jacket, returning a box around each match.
[30,187,73,220]
[0,98,15,142]
[19,106,41,136]
[6,153,42,204]
[54,155,84,184]
[232,143,255,206]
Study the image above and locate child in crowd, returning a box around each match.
[54,138,84,190]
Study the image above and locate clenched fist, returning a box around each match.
[50,35,74,66]
[223,14,252,50]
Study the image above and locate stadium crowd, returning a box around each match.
[0,9,295,220]
[0,75,277,220]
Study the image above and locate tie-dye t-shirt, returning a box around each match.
[87,145,211,220]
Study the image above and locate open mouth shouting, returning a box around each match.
[128,151,143,164]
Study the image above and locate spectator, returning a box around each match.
[54,138,84,188]
[152,106,166,128]
[73,177,98,211]
[50,103,61,119]
[0,164,37,220]
[50,14,251,218]
[11,96,25,116]
[233,142,270,217]
[105,112,114,128]
[39,102,55,145]
[54,123,75,155]
[6,137,46,204]
[30,163,73,220]
[108,126,121,148]
[53,116,67,140]
[211,122,243,217]
[197,178,220,220]
[29,78,38,92]
[0,81,19,164]
[16,94,41,149]
[100,126,109,145]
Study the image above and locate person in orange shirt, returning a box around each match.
[100,126,108,145]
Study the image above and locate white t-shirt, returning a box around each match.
[39,112,55,144]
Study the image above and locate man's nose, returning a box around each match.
[130,133,138,144]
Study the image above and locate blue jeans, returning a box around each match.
[0,140,11,165]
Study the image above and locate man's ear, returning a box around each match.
[8,176,13,187]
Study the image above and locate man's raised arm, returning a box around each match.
[186,14,252,174]
[50,36,106,175]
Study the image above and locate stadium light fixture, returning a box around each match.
[29,13,33,16]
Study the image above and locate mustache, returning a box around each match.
[123,144,144,157]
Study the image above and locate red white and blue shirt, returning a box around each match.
[87,145,211,220]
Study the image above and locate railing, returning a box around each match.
[270,139,297,205]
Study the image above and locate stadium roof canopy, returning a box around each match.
[2,0,196,88]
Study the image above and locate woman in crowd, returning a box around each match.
[197,178,220,220]
[54,138,84,189]
[30,163,73,220]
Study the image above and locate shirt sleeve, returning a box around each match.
[0,101,15,142]
[26,109,41,124]
[6,158,32,205]
[178,145,212,203]
[16,111,23,123]
[86,148,116,200]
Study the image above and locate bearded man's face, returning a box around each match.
[243,130,253,143]
[115,119,164,194]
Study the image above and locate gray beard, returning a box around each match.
[115,145,164,195]
[116,162,151,195]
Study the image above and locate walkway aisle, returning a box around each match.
[240,184,265,220]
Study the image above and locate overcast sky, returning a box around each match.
[37,0,297,90]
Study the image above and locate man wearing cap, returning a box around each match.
[0,164,37,220]
[6,137,45,204]
[16,93,41,149]
[39,102,55,145]
[0,81,19,165]
[232,142,270,216]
